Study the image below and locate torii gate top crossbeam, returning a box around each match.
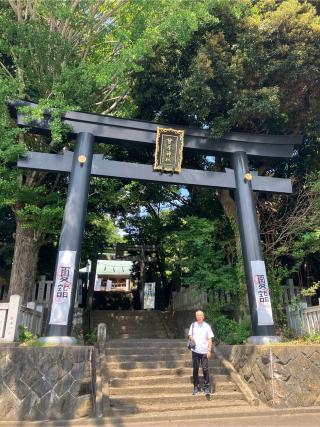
[9,101,303,158]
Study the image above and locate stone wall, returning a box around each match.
[0,345,95,420]
[219,344,320,408]
[163,310,195,338]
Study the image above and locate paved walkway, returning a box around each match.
[1,408,320,427]
[125,412,320,427]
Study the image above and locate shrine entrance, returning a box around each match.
[10,100,302,344]
[80,244,161,313]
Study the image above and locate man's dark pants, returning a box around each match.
[192,351,210,389]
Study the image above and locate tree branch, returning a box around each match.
[0,60,14,78]
[101,90,129,114]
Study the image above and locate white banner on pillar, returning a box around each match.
[106,280,112,291]
[144,282,155,309]
[49,250,76,325]
[251,260,274,326]
[94,277,102,291]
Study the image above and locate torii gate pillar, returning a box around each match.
[233,151,277,343]
[40,132,94,344]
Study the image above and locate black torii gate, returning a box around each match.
[9,101,302,344]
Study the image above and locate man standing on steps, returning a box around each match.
[188,309,214,397]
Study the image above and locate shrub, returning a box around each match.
[207,313,251,345]
[18,325,37,343]
[84,330,97,345]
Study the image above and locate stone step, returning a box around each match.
[107,338,185,342]
[105,333,168,338]
[104,333,168,338]
[100,325,166,331]
[93,309,160,316]
[109,382,238,395]
[109,374,230,387]
[93,320,161,325]
[93,312,160,319]
[104,359,224,370]
[105,340,188,348]
[93,323,162,327]
[93,320,161,326]
[106,402,255,419]
[103,366,229,378]
[93,315,163,321]
[93,322,164,328]
[104,348,192,356]
[109,396,248,414]
[107,333,168,339]
[104,354,223,364]
[107,331,167,334]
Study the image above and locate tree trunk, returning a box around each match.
[216,189,250,321]
[9,219,40,303]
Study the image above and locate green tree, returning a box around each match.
[0,0,215,300]
[130,0,320,324]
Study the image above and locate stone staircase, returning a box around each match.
[92,310,169,339]
[101,338,251,417]
[94,310,253,420]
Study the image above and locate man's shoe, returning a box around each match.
[204,386,210,396]
[192,386,200,395]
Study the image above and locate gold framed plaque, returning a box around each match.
[154,127,184,173]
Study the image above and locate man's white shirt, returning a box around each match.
[188,321,214,354]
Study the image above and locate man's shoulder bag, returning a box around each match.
[187,322,196,350]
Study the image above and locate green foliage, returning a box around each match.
[19,97,78,145]
[0,0,218,292]
[301,281,320,297]
[144,0,320,134]
[128,0,320,329]
[18,325,37,343]
[281,330,320,345]
[305,331,320,344]
[166,216,238,293]
[84,330,97,345]
[205,311,251,344]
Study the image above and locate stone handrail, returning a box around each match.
[214,346,261,406]
[0,295,44,342]
[0,295,22,341]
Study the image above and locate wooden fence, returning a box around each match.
[32,275,82,307]
[171,287,232,311]
[172,280,309,312]
[32,276,53,306]
[286,304,320,335]
[19,304,44,336]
